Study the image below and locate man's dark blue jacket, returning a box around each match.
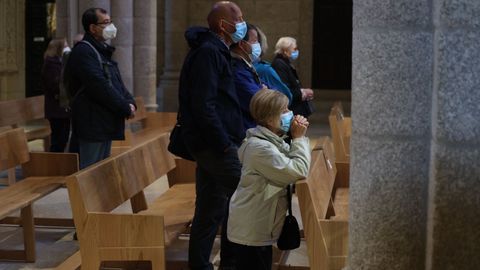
[66,33,135,142]
[178,27,244,154]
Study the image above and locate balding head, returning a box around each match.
[207,1,243,44]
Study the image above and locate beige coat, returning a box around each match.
[227,126,311,246]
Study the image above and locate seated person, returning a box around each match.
[227,89,311,270]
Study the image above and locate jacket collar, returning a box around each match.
[246,126,289,151]
[83,32,115,59]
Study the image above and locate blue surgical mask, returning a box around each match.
[224,20,247,43]
[251,42,262,62]
[280,111,294,133]
[290,50,299,60]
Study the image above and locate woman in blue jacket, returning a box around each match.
[250,25,293,103]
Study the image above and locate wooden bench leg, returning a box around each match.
[21,204,35,262]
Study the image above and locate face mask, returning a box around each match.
[280,111,294,133]
[63,47,71,54]
[251,42,262,62]
[290,50,299,60]
[223,20,247,43]
[102,23,117,40]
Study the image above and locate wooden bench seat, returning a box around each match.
[0,128,78,262]
[0,96,51,151]
[328,102,351,163]
[66,132,196,269]
[296,137,349,270]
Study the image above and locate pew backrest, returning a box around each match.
[328,102,351,162]
[0,96,45,127]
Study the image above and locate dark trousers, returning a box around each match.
[48,118,70,152]
[78,139,112,169]
[233,243,272,270]
[188,147,241,270]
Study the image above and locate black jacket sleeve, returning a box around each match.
[272,57,303,105]
[186,47,232,152]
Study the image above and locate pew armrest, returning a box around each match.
[22,152,79,177]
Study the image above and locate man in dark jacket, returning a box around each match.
[177,2,246,269]
[66,8,135,169]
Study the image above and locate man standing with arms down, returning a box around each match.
[66,8,136,169]
[177,2,247,269]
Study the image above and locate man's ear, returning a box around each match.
[88,24,96,35]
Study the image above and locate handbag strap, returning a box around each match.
[286,184,293,216]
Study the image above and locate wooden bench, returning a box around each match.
[0,128,78,262]
[328,102,351,163]
[65,132,196,269]
[0,95,51,152]
[111,97,177,154]
[296,137,349,270]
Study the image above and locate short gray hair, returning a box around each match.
[274,37,297,55]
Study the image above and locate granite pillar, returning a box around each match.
[111,0,134,93]
[134,0,157,111]
[351,0,480,269]
[349,0,433,269]
[158,0,189,112]
[426,1,480,269]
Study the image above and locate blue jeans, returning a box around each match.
[188,147,241,270]
[78,139,112,169]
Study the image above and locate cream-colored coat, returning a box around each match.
[227,126,311,246]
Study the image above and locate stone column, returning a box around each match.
[426,1,480,269]
[350,1,433,269]
[111,0,134,92]
[158,0,189,112]
[134,0,157,111]
[56,0,68,38]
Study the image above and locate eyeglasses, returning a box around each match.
[95,20,113,26]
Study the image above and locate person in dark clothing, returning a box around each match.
[41,38,71,152]
[177,2,246,269]
[230,27,264,131]
[272,37,314,117]
[65,8,136,169]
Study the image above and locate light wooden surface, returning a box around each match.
[296,137,349,270]
[66,132,196,270]
[0,96,51,147]
[166,158,197,187]
[0,128,79,262]
[328,102,351,163]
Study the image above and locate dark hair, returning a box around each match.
[243,23,258,42]
[82,8,107,33]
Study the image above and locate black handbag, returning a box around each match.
[277,184,301,250]
[167,114,195,161]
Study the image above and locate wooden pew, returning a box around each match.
[328,102,351,163]
[0,128,78,262]
[65,132,196,269]
[111,97,177,153]
[296,137,349,270]
[0,95,51,151]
